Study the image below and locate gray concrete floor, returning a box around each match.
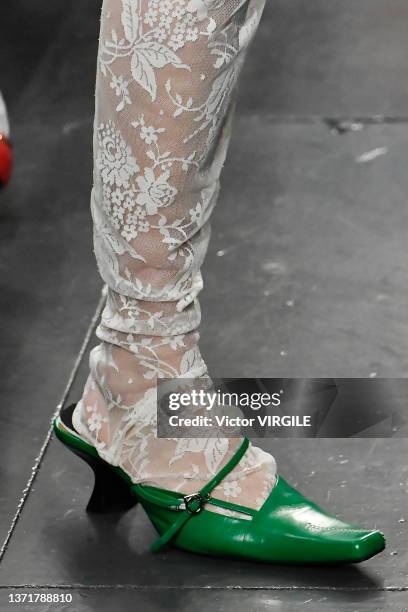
[1,1,408,610]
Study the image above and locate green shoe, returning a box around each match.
[54,403,386,564]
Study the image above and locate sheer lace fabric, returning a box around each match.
[74,0,277,514]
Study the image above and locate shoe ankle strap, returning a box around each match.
[145,437,250,552]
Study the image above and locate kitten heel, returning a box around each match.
[70,445,138,513]
[53,403,138,514]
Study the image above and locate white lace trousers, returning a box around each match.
[74,0,277,509]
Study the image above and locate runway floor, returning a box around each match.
[1,1,408,610]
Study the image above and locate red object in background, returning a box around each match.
[0,134,12,187]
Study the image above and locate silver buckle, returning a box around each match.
[183,492,210,514]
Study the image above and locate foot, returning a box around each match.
[73,380,277,517]
[56,406,386,563]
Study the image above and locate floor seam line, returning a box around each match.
[0,585,407,592]
[242,113,408,124]
[0,286,107,564]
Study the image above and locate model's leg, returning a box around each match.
[74,0,276,510]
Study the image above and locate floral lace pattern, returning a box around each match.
[74,0,276,515]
